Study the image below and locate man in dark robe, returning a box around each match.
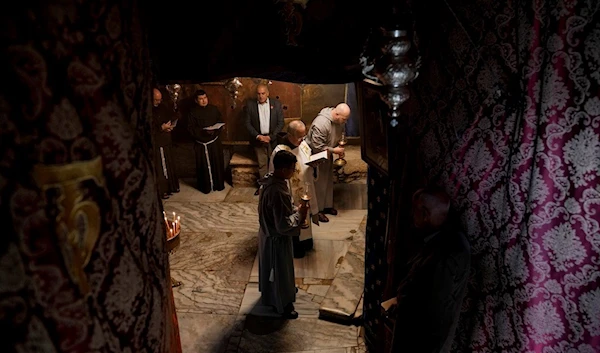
[258,150,308,319]
[187,90,226,194]
[389,187,471,353]
[153,88,180,199]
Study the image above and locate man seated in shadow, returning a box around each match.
[388,186,471,353]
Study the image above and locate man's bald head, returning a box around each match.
[411,186,451,231]
[286,120,306,147]
[153,88,162,107]
[287,119,305,135]
[332,103,350,124]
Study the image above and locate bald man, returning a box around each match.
[268,120,320,258]
[306,103,350,222]
[389,186,471,353]
[245,84,285,195]
[152,88,180,199]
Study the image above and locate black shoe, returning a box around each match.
[323,208,338,215]
[254,189,260,196]
[283,310,298,320]
[161,194,170,200]
[318,213,329,222]
[283,303,298,319]
[293,248,305,258]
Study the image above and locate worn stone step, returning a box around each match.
[318,232,366,324]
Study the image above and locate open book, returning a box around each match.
[305,150,328,166]
[203,122,225,130]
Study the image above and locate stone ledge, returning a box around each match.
[318,216,366,324]
[230,151,258,188]
[318,236,365,324]
[230,152,258,167]
[232,167,258,188]
[229,145,368,188]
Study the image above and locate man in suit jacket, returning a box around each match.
[245,83,284,194]
[389,186,471,353]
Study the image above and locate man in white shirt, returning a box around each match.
[245,84,284,195]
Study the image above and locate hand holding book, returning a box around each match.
[203,122,225,131]
[305,150,328,167]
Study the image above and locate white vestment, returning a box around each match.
[269,141,319,241]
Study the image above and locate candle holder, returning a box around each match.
[164,211,182,287]
[300,182,311,229]
[333,132,348,168]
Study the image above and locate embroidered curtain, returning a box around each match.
[0,1,182,352]
[398,0,600,351]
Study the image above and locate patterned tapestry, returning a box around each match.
[0,1,181,352]
[389,0,600,351]
[363,169,391,351]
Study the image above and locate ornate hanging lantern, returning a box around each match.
[361,11,420,127]
[165,84,181,111]
[224,77,243,109]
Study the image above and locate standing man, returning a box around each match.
[306,103,350,222]
[268,120,319,258]
[388,187,471,353]
[245,83,284,195]
[258,150,308,319]
[187,90,226,194]
[153,88,180,199]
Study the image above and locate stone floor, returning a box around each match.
[164,179,368,353]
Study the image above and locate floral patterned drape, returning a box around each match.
[399,0,600,351]
[0,1,181,352]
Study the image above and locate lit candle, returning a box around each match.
[172,212,176,223]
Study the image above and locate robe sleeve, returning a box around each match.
[153,112,164,132]
[153,107,170,133]
[308,123,333,153]
[216,108,224,123]
[272,190,301,237]
[187,111,210,141]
